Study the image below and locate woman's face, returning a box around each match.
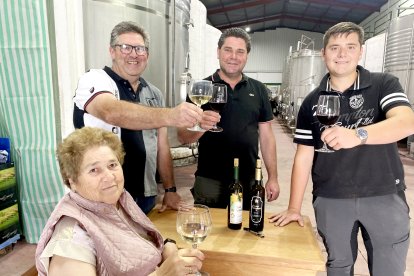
[69,146,124,206]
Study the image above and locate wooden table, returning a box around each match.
[148,208,325,276]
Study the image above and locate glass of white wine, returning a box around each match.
[188,80,213,131]
[177,204,212,276]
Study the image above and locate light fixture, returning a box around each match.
[245,26,251,32]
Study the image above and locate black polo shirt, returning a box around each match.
[192,70,273,188]
[294,66,410,198]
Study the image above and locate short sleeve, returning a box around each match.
[74,69,118,111]
[39,217,96,275]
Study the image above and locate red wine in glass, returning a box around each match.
[316,115,339,126]
[209,84,227,132]
[209,102,225,113]
[315,94,340,153]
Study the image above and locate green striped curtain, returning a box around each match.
[0,0,65,243]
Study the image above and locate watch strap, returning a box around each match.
[164,186,177,193]
[163,238,176,245]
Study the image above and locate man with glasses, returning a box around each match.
[73,21,202,214]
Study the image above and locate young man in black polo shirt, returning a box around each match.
[270,22,414,275]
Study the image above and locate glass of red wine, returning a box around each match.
[208,84,227,132]
[315,94,340,153]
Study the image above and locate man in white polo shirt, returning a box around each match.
[73,21,206,214]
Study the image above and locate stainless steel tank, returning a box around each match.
[82,0,191,146]
[384,13,414,105]
[83,0,190,106]
[287,48,326,128]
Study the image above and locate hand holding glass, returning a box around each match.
[188,80,213,131]
[315,94,340,153]
[208,84,227,132]
[177,204,212,276]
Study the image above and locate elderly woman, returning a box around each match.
[35,127,204,275]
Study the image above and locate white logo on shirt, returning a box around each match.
[350,95,364,109]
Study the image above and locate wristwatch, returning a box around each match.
[164,186,177,193]
[355,128,368,145]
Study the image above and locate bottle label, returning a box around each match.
[250,196,263,223]
[230,192,243,224]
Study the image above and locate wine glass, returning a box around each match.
[188,80,213,131]
[315,94,340,153]
[208,84,227,132]
[177,204,212,276]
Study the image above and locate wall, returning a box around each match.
[244,28,324,84]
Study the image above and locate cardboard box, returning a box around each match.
[0,164,16,190]
[0,204,20,244]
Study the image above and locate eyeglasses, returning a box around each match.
[114,44,148,55]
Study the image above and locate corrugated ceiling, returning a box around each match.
[199,0,389,33]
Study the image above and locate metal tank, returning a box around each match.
[384,13,414,106]
[82,0,191,146]
[280,36,326,130]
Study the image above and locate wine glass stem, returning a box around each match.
[192,243,198,249]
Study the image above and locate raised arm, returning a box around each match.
[86,93,203,130]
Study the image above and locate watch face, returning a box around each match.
[357,128,368,139]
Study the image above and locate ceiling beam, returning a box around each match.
[207,0,382,16]
[215,13,338,30]
[304,0,382,13]
[208,0,279,15]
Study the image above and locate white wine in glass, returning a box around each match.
[188,80,213,131]
[315,94,340,153]
[177,204,212,276]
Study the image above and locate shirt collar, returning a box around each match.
[103,66,148,88]
[211,69,248,84]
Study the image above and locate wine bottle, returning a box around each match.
[249,159,265,232]
[228,158,243,230]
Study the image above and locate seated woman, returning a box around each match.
[35,127,204,275]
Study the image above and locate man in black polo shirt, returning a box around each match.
[178,28,280,210]
[270,22,414,275]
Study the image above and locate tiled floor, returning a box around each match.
[1,118,413,276]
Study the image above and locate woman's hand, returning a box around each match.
[153,246,205,276]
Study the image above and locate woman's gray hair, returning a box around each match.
[110,21,150,50]
[323,22,364,49]
[218,27,251,53]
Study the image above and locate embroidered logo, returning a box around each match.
[349,94,364,109]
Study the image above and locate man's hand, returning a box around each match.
[268,209,304,227]
[169,102,203,128]
[320,126,361,150]
[265,179,280,202]
[159,192,185,212]
[199,110,221,131]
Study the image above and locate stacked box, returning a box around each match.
[0,204,19,244]
[0,163,20,248]
[0,164,17,210]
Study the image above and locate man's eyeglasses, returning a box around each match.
[114,44,148,55]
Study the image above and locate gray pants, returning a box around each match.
[313,193,410,276]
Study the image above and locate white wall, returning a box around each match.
[244,28,324,84]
